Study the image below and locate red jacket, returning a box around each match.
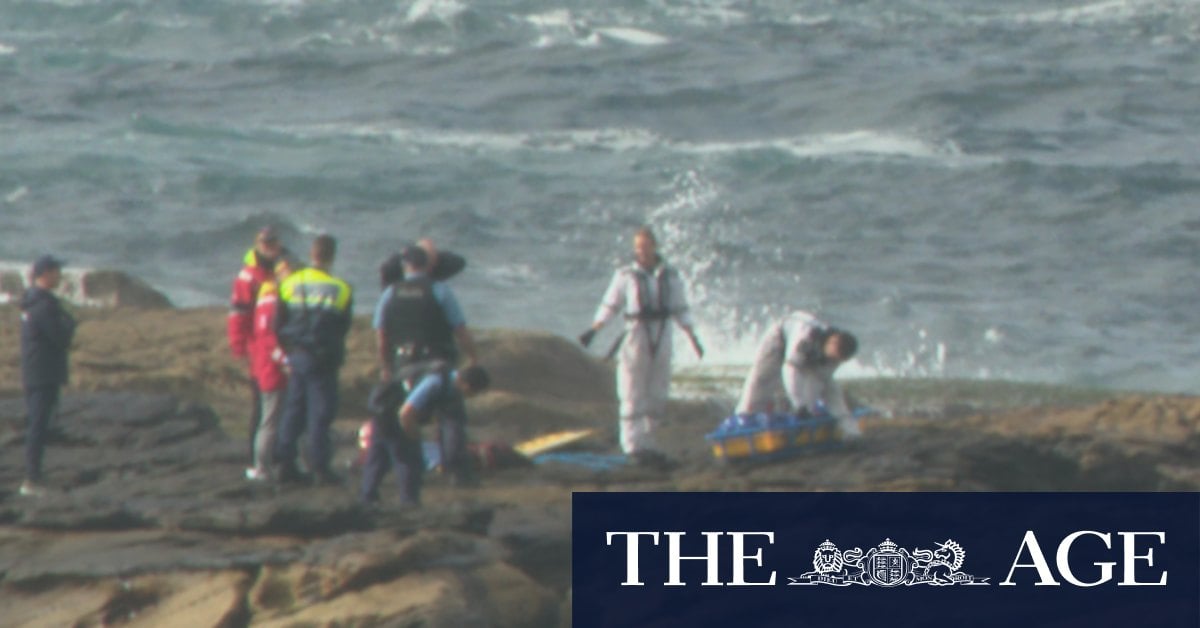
[250,280,287,392]
[227,248,274,358]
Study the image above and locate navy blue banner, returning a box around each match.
[573,492,1199,628]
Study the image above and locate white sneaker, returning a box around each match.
[244,467,269,482]
[18,480,46,497]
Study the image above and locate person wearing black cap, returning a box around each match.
[377,238,467,288]
[361,361,491,506]
[18,254,76,497]
[227,226,284,471]
[373,241,478,383]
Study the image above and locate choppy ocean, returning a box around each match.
[1,0,1198,393]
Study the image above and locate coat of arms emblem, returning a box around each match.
[789,538,989,587]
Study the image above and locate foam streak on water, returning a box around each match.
[0,0,1198,392]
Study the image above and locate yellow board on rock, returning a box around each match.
[514,429,597,458]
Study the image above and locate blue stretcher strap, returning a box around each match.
[533,452,630,471]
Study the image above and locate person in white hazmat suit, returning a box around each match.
[579,227,703,466]
[735,310,861,437]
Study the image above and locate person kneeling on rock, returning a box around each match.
[361,362,490,506]
[736,310,860,437]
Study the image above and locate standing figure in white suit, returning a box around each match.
[736,311,860,437]
[580,227,703,465]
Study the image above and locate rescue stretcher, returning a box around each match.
[705,410,841,463]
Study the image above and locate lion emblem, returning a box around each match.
[812,539,843,574]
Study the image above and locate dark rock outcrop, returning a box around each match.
[0,264,171,309]
[0,393,564,627]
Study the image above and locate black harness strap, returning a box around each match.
[631,266,671,358]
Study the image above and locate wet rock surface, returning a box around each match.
[0,308,1197,626]
[0,392,566,627]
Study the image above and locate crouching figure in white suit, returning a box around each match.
[736,311,860,437]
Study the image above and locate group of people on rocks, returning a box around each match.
[225,228,489,507]
[14,225,858,502]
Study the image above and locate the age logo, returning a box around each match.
[789,538,989,587]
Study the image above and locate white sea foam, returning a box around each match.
[526,10,668,48]
[244,0,308,8]
[678,130,969,163]
[525,9,575,30]
[31,0,106,6]
[788,0,1200,36]
[288,122,663,155]
[650,170,721,220]
[998,0,1196,26]
[290,123,524,152]
[593,27,670,46]
[296,221,325,235]
[405,0,467,25]
[286,122,979,167]
[677,308,989,387]
[1010,0,1148,25]
[296,32,338,48]
[673,330,969,385]
[647,0,747,27]
[5,186,29,204]
[526,11,601,49]
[526,10,591,49]
[407,45,458,56]
[0,43,16,56]
[481,263,543,287]
[785,13,834,27]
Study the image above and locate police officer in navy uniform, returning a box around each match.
[274,235,354,484]
[360,362,490,506]
[19,254,76,497]
[374,243,478,383]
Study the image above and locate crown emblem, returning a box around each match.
[790,537,989,587]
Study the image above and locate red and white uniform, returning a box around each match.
[249,280,287,392]
[227,248,274,359]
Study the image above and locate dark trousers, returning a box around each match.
[24,386,60,482]
[432,394,472,483]
[436,413,470,483]
[360,413,423,505]
[247,376,262,461]
[276,352,339,475]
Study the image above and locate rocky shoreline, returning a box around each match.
[1,305,1197,626]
